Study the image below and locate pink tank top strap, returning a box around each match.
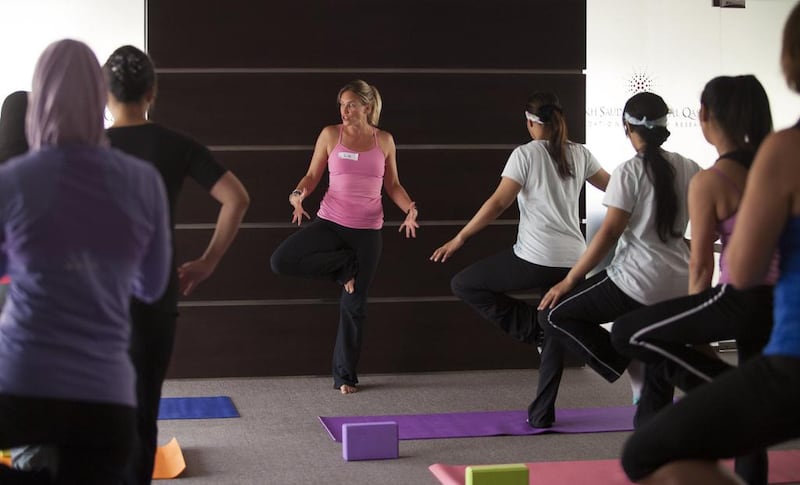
[708,166,742,195]
[371,127,383,155]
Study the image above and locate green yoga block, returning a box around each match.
[465,463,529,485]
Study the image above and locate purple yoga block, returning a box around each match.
[342,421,399,461]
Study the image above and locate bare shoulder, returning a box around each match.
[375,128,396,155]
[760,129,800,208]
[319,124,341,141]
[314,124,341,152]
[375,128,395,145]
[760,128,800,163]
[689,168,716,190]
[688,168,724,203]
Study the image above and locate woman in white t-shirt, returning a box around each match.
[430,92,610,427]
[534,91,701,427]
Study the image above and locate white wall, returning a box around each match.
[585,0,799,242]
[0,0,144,99]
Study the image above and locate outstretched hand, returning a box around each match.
[399,207,419,238]
[177,257,216,296]
[289,188,310,226]
[430,236,463,263]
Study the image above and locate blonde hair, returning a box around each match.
[782,2,800,92]
[337,80,382,126]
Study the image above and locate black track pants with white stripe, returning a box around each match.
[611,284,773,390]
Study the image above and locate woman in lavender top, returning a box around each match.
[0,39,170,484]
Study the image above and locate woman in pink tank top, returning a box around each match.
[270,80,419,394]
[611,75,777,485]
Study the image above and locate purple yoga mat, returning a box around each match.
[319,406,635,442]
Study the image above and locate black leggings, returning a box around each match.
[540,271,640,381]
[0,395,135,485]
[622,355,800,482]
[270,218,382,388]
[124,301,179,485]
[612,284,773,484]
[530,271,641,426]
[450,248,571,428]
[450,248,569,344]
[612,284,773,387]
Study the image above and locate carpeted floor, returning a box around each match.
[156,364,800,484]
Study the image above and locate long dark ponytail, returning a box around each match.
[700,75,773,167]
[526,93,572,179]
[622,92,680,243]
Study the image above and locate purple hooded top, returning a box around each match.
[0,39,171,406]
[26,39,108,150]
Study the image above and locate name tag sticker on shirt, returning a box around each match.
[339,152,359,161]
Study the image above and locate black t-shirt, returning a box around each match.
[107,123,227,311]
[107,123,226,225]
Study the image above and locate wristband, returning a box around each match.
[290,189,303,198]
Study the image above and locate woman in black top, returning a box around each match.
[0,91,29,306]
[0,91,28,163]
[104,45,250,485]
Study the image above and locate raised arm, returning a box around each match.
[430,176,521,262]
[177,171,250,296]
[289,126,335,225]
[538,206,629,309]
[588,168,611,191]
[727,131,798,287]
[381,132,419,238]
[687,172,718,294]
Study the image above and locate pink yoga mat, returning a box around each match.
[319,406,635,442]
[429,449,800,485]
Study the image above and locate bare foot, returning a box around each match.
[340,384,358,394]
[343,278,355,294]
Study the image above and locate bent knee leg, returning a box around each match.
[269,251,284,275]
[450,269,483,302]
[610,315,638,353]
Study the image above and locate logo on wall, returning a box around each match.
[587,66,699,130]
[627,68,656,94]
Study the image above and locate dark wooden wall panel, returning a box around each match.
[148,0,588,378]
[168,303,546,379]
[175,225,521,301]
[175,149,523,224]
[153,74,586,147]
[148,0,586,70]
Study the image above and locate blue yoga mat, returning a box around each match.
[158,396,239,419]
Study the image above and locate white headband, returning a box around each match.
[624,112,668,129]
[525,112,544,125]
